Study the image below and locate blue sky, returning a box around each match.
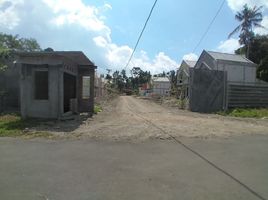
[0,0,268,74]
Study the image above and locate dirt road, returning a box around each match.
[70,96,268,140]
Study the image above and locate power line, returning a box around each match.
[124,0,159,70]
[192,0,225,53]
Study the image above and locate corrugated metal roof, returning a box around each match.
[152,77,170,82]
[184,60,197,68]
[206,51,254,64]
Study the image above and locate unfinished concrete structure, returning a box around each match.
[94,73,106,101]
[195,50,257,83]
[177,60,197,98]
[13,51,97,119]
[188,50,268,112]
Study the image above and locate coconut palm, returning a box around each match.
[228,4,264,58]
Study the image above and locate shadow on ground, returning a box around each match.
[30,113,93,133]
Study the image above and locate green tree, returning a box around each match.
[0,33,42,71]
[228,4,264,57]
[0,48,10,71]
[130,67,151,90]
[235,34,268,82]
[0,33,41,51]
[258,56,268,82]
[44,47,54,52]
[105,69,112,82]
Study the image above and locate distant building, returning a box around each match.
[0,51,97,119]
[139,83,151,96]
[177,60,197,98]
[152,77,171,96]
[95,73,106,100]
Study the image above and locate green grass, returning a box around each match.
[218,108,268,118]
[94,105,102,114]
[0,114,52,137]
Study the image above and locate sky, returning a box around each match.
[0,0,268,74]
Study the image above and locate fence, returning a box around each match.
[227,83,268,108]
[189,68,227,113]
[189,69,268,113]
[0,93,5,113]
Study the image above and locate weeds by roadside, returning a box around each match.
[218,108,268,118]
[94,105,103,114]
[0,114,53,137]
[176,98,188,109]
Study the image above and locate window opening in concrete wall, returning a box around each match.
[35,71,48,100]
[82,76,90,99]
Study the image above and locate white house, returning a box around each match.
[152,77,171,96]
[195,50,257,83]
[177,60,197,98]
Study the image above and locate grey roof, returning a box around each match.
[206,51,254,64]
[152,77,170,82]
[16,51,96,66]
[184,60,197,68]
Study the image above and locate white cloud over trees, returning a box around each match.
[0,0,178,74]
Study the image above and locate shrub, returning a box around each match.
[94,105,102,114]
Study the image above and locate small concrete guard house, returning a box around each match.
[15,51,97,119]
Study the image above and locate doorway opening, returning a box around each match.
[64,73,76,113]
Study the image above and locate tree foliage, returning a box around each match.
[258,56,268,82]
[229,4,264,57]
[105,67,152,93]
[236,34,268,82]
[0,33,41,52]
[0,33,42,71]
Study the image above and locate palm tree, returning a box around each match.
[228,4,264,58]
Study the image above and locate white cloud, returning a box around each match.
[103,3,112,11]
[93,36,109,48]
[227,0,268,12]
[93,36,178,74]
[217,38,241,53]
[42,0,111,41]
[0,0,178,74]
[0,0,24,29]
[182,53,198,61]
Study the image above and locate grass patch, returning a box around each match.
[218,108,268,118]
[94,105,102,114]
[0,114,52,137]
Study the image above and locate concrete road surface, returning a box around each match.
[1,135,268,200]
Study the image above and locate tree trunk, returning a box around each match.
[246,43,250,59]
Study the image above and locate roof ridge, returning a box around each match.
[205,50,254,64]
[206,50,244,57]
[184,60,197,62]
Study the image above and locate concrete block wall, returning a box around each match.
[20,64,61,119]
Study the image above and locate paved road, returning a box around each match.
[1,96,268,200]
[0,136,268,200]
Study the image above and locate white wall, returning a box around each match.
[153,81,170,96]
[218,63,256,83]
